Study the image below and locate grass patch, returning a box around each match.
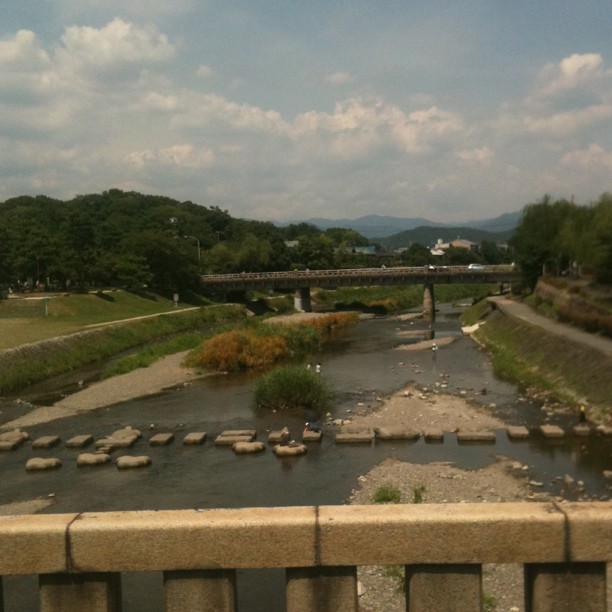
[412,484,426,504]
[372,484,402,504]
[253,364,333,411]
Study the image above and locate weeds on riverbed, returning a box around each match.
[187,312,358,372]
[253,364,333,411]
[372,484,402,504]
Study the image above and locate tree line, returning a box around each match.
[1,189,608,297]
[510,192,612,288]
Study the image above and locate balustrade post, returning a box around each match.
[524,562,606,612]
[405,564,481,612]
[286,566,358,612]
[39,572,122,612]
[164,569,237,612]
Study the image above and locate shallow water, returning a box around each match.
[1,308,611,611]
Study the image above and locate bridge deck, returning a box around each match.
[201,265,518,291]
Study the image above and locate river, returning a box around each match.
[0,305,610,610]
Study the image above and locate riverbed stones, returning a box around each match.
[116,455,151,469]
[457,430,496,443]
[232,441,265,454]
[540,425,565,439]
[76,453,112,467]
[507,426,530,440]
[182,432,207,445]
[32,435,61,449]
[0,429,29,450]
[374,426,420,440]
[66,435,94,448]
[25,457,61,471]
[596,425,612,436]
[149,433,174,446]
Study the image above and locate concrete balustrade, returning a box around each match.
[0,502,610,611]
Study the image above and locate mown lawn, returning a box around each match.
[0,290,194,350]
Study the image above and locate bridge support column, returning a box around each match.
[294,287,312,312]
[423,283,435,322]
[286,566,358,612]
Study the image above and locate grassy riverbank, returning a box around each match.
[465,302,612,421]
[0,303,244,394]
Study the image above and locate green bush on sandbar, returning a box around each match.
[254,364,333,411]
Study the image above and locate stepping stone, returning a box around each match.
[95,437,136,450]
[302,430,322,442]
[116,455,152,469]
[215,429,256,445]
[540,425,565,439]
[424,429,444,442]
[335,430,373,443]
[66,435,94,448]
[596,425,612,436]
[25,457,62,471]
[32,435,61,449]
[111,426,142,441]
[374,426,420,440]
[273,444,307,456]
[268,430,284,444]
[232,441,265,454]
[76,453,112,467]
[507,426,530,440]
[0,429,29,450]
[149,433,174,446]
[457,430,496,443]
[183,432,207,445]
[219,429,256,438]
[573,424,590,437]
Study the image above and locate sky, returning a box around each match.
[1,1,611,223]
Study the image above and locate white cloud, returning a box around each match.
[57,18,175,73]
[523,104,612,136]
[537,53,605,97]
[561,143,612,170]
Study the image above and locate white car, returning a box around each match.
[467,263,484,271]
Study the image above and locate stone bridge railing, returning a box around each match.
[2,502,610,611]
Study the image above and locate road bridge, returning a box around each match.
[201,265,519,318]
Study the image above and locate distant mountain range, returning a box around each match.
[284,210,521,240]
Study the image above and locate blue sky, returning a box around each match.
[1,1,611,223]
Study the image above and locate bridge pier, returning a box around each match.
[294,287,312,312]
[423,283,435,322]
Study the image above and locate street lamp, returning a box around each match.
[184,235,201,269]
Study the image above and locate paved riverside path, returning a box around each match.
[488,296,612,358]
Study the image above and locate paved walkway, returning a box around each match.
[488,296,612,358]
